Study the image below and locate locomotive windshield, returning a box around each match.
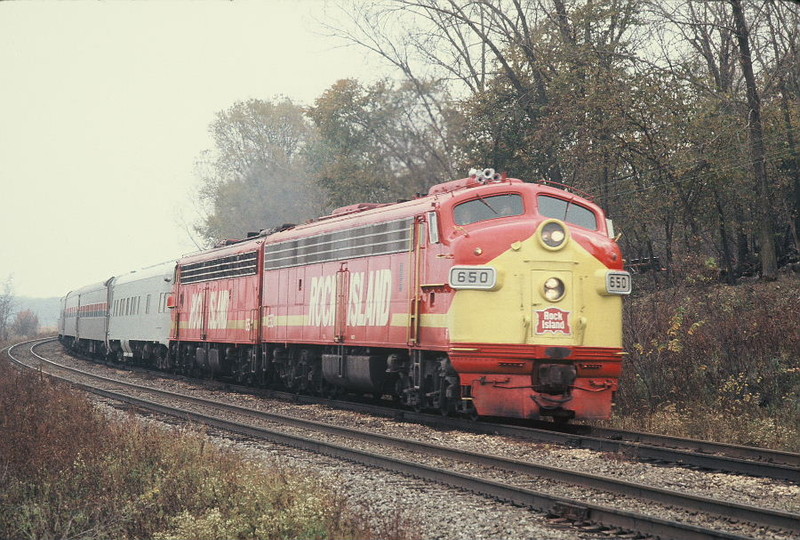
[454,193,524,225]
[537,195,598,230]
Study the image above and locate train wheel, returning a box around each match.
[157,346,171,371]
[412,390,426,413]
[324,385,341,399]
[439,391,453,417]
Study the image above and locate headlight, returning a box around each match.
[543,277,565,301]
[540,221,568,249]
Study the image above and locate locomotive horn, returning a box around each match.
[469,167,497,182]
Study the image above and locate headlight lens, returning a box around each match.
[543,277,565,301]
[541,221,567,249]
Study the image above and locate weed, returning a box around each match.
[0,359,416,540]
[609,274,800,451]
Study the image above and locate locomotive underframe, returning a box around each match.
[162,338,471,414]
[62,334,606,421]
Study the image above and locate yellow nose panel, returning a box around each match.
[448,231,622,349]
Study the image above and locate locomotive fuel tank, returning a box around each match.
[322,353,388,392]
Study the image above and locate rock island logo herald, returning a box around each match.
[535,307,572,335]
[308,269,393,327]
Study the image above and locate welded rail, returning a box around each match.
[576,425,800,468]
[233,384,800,482]
[8,339,799,539]
[435,416,800,483]
[20,338,800,483]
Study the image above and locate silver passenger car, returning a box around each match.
[59,280,112,355]
[107,261,176,368]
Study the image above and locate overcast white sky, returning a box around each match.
[0,0,389,298]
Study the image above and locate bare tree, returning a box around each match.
[324,0,798,283]
[763,0,800,255]
[0,276,14,341]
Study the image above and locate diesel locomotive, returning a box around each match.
[59,170,630,421]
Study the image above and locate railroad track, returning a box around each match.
[289,396,800,482]
[5,338,799,540]
[146,360,800,483]
[77,355,799,483]
[28,338,798,480]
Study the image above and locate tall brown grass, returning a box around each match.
[0,358,415,540]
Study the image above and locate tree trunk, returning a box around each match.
[730,0,777,280]
[715,188,737,284]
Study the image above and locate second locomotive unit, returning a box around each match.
[60,170,630,422]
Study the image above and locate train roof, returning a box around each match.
[177,174,605,264]
[263,176,604,245]
[63,279,111,300]
[111,260,177,286]
[178,234,264,265]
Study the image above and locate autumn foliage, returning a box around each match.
[0,359,412,540]
[612,273,800,450]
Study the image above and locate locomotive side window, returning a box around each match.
[454,194,524,226]
[427,211,440,244]
[180,251,259,284]
[265,217,413,270]
[537,195,598,230]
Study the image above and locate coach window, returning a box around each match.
[537,195,598,230]
[454,193,524,226]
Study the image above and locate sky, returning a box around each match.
[0,0,389,298]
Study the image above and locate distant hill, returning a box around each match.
[12,297,61,329]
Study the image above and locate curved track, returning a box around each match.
[160,360,800,482]
[5,338,799,540]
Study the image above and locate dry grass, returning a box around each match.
[0,359,415,540]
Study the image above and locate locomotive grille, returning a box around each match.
[180,251,259,284]
[264,217,413,270]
